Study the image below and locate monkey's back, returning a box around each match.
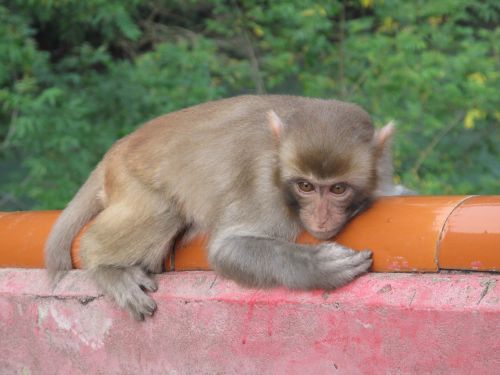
[101,95,372,230]
[117,96,277,227]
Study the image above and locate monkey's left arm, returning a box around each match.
[208,230,372,290]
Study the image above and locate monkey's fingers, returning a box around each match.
[316,242,357,260]
[327,257,373,287]
[314,248,372,289]
[129,266,158,292]
[318,249,372,272]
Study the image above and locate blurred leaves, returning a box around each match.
[0,0,498,209]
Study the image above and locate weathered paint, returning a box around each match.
[0,269,499,375]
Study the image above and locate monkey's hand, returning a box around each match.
[309,243,373,289]
[209,234,372,291]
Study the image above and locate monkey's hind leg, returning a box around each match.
[80,202,184,320]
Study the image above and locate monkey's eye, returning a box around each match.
[330,183,347,195]
[297,181,315,193]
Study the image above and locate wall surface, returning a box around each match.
[1,269,499,375]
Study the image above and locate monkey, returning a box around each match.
[45,95,401,320]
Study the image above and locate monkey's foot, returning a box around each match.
[92,266,158,320]
[315,243,373,289]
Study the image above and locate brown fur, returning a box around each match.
[45,95,400,320]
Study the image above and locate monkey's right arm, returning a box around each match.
[209,232,372,290]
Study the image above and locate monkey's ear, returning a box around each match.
[373,121,396,195]
[267,110,285,139]
[374,121,395,157]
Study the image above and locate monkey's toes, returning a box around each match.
[126,289,157,321]
[104,267,158,320]
[130,267,158,292]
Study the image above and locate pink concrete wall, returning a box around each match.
[0,269,499,374]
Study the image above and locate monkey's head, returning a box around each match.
[268,103,394,240]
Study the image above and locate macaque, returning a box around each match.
[46,95,400,320]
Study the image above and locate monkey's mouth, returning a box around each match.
[308,228,337,240]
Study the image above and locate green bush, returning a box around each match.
[0,0,498,210]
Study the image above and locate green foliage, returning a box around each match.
[0,0,498,209]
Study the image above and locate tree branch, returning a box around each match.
[338,1,346,99]
[410,113,464,179]
[242,30,266,94]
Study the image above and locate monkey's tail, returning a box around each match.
[45,164,104,286]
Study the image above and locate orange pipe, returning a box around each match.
[438,196,500,271]
[0,196,499,272]
[0,211,60,268]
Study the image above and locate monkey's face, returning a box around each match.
[278,130,377,240]
[285,178,360,239]
[271,104,386,240]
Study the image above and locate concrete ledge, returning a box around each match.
[1,269,499,374]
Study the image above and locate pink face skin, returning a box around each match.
[294,180,355,240]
